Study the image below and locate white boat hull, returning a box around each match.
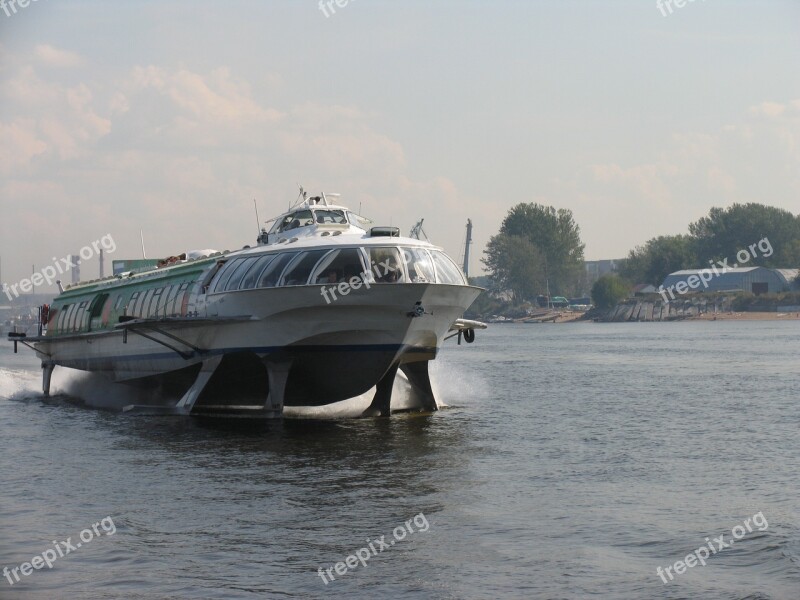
[32,283,481,415]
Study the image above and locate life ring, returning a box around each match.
[463,328,475,343]
[40,304,50,326]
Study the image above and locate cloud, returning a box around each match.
[573,97,800,254]
[0,54,474,284]
[0,119,47,169]
[748,101,786,118]
[127,65,283,125]
[0,62,111,170]
[33,44,84,68]
[589,162,679,207]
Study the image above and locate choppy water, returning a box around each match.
[1,321,799,599]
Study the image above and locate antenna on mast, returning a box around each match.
[140,230,147,259]
[292,184,307,209]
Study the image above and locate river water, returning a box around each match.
[1,321,798,599]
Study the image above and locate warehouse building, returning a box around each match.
[661,267,800,296]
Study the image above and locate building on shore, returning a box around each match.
[585,259,622,285]
[661,267,800,296]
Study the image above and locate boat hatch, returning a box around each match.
[369,227,400,238]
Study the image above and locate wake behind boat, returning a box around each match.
[9,190,485,418]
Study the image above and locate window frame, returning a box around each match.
[402,247,436,283]
[211,258,244,293]
[429,250,467,285]
[239,254,276,290]
[145,287,164,317]
[257,252,299,288]
[57,304,71,333]
[278,250,329,287]
[223,257,260,292]
[126,291,140,316]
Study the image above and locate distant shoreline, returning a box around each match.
[685,311,800,321]
[489,311,800,324]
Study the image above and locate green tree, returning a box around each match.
[482,234,545,304]
[591,274,630,309]
[486,203,585,296]
[689,203,800,267]
[618,235,696,286]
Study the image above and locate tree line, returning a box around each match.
[481,203,586,303]
[617,203,800,285]
[478,202,800,311]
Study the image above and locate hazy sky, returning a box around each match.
[1,0,799,291]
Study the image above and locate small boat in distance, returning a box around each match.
[9,189,485,417]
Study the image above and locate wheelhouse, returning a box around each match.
[261,194,373,245]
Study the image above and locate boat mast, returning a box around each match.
[462,219,472,278]
[409,219,428,240]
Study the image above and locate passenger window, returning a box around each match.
[147,288,164,317]
[127,292,140,316]
[176,282,190,315]
[132,291,147,317]
[258,253,298,288]
[240,255,275,290]
[403,248,435,283]
[72,301,88,331]
[311,248,365,284]
[430,251,466,284]
[138,290,154,318]
[224,257,259,291]
[80,301,91,330]
[58,304,72,333]
[155,286,173,317]
[64,305,75,332]
[89,293,109,319]
[367,247,406,283]
[212,259,243,293]
[279,250,328,286]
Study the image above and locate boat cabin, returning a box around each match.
[260,193,372,245]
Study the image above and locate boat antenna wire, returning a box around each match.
[140,230,147,259]
[253,198,261,235]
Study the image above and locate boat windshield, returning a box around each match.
[273,210,314,233]
[313,209,347,225]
